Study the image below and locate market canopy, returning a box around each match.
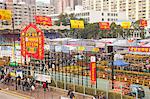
[112,60,129,67]
[110,39,138,47]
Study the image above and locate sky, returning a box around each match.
[36,0,50,3]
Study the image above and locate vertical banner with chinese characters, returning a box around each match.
[90,56,96,84]
[99,22,110,30]
[20,23,44,60]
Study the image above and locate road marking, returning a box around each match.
[0,89,31,99]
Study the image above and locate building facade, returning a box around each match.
[0,2,34,29]
[36,2,55,16]
[82,0,150,20]
[49,9,127,24]
[54,0,82,14]
[0,1,55,29]
[12,2,36,27]
[13,0,36,5]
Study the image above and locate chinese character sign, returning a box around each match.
[129,47,150,52]
[121,22,131,29]
[99,22,110,30]
[0,9,12,21]
[140,19,147,27]
[70,20,84,29]
[90,56,96,84]
[20,23,44,60]
[35,16,52,26]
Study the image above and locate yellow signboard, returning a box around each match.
[10,72,16,77]
[0,9,12,21]
[77,46,85,51]
[70,20,84,29]
[121,22,131,29]
[92,48,99,52]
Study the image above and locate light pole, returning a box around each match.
[111,52,114,89]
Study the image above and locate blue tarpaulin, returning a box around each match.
[112,60,129,66]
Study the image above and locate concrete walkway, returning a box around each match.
[0,82,94,99]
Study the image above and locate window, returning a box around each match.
[108,18,109,21]
[108,13,110,16]
[102,18,104,21]
[102,13,104,16]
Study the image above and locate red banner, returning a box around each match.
[35,16,52,26]
[140,19,147,27]
[129,47,150,52]
[99,22,110,30]
[20,23,44,60]
[90,62,96,84]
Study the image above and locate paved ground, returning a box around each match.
[0,91,27,99]
[1,79,149,99]
[53,73,150,99]
[0,82,93,99]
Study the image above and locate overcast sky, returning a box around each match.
[36,0,49,3]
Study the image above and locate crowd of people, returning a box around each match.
[95,92,106,99]
[0,68,36,91]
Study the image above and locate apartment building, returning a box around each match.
[0,1,55,29]
[13,0,36,5]
[36,2,55,16]
[82,0,150,20]
[49,8,127,24]
[0,2,36,29]
[13,2,36,27]
[54,0,83,14]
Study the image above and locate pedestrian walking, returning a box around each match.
[46,81,49,91]
[22,78,25,91]
[43,82,47,92]
[67,88,75,99]
[31,85,35,91]
[69,91,75,99]
[67,88,72,97]
[17,75,21,89]
[15,76,18,90]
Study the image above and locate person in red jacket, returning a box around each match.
[43,82,47,92]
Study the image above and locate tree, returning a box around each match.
[131,20,146,39]
[110,22,118,38]
[55,13,147,39]
[55,13,76,26]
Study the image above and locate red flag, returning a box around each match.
[140,19,147,27]
[35,16,52,26]
[99,22,110,30]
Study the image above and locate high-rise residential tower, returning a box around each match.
[13,0,36,5]
[54,0,82,14]
[82,0,150,20]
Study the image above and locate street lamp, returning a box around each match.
[107,45,115,89]
[111,52,114,89]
